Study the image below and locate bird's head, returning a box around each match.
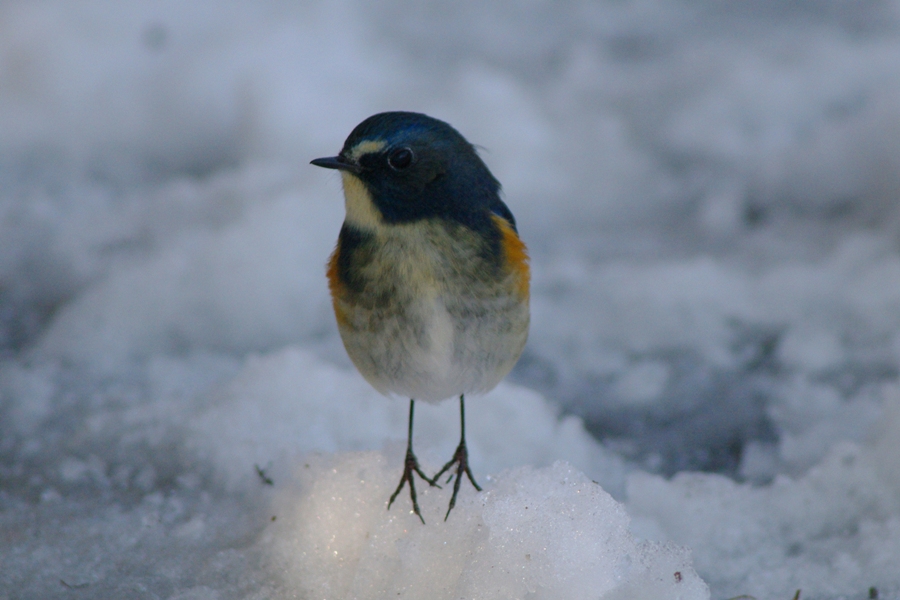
[311,112,513,232]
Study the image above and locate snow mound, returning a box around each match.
[264,454,708,600]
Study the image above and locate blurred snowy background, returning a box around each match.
[2,1,900,598]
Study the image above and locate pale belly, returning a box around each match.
[336,288,528,403]
[330,217,529,403]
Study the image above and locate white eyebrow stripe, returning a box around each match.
[348,139,387,161]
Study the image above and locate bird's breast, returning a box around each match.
[327,217,529,402]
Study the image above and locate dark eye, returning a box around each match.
[387,147,414,170]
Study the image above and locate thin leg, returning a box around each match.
[388,399,439,524]
[433,394,481,521]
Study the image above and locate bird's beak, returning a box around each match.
[310,155,363,174]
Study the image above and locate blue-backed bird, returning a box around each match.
[311,112,530,522]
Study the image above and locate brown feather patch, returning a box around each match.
[491,214,530,299]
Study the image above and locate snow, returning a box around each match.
[629,389,900,597]
[267,455,705,600]
[2,1,900,598]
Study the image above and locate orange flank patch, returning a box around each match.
[491,214,531,299]
[326,244,349,326]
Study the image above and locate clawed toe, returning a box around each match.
[433,440,481,521]
[388,447,440,524]
[387,396,482,524]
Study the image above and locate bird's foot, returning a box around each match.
[433,440,481,521]
[388,447,440,524]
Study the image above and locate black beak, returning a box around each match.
[310,155,363,174]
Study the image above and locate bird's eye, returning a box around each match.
[387,147,414,170]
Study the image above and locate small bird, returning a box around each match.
[311,112,530,522]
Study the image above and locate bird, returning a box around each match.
[311,112,530,523]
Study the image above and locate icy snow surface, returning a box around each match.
[2,1,900,598]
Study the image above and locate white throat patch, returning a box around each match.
[340,172,384,231]
[339,139,390,231]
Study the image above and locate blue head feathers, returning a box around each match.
[314,111,516,232]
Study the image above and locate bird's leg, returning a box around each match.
[433,394,481,521]
[388,399,439,524]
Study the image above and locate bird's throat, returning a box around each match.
[340,172,386,231]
